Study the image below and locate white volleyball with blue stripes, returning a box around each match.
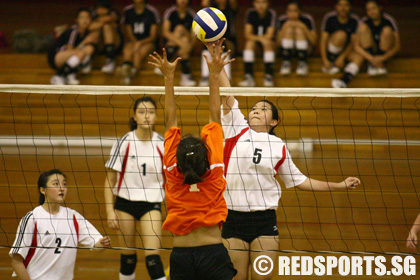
[192,7,227,42]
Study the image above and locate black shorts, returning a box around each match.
[222,209,279,244]
[114,196,161,221]
[170,243,237,280]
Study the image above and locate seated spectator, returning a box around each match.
[199,0,237,86]
[90,0,122,74]
[162,0,197,86]
[320,0,364,88]
[48,8,97,85]
[238,0,276,87]
[355,0,400,76]
[120,0,160,85]
[277,0,317,76]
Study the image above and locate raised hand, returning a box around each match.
[407,231,418,251]
[148,48,181,80]
[203,39,235,76]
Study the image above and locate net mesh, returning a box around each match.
[1,85,420,256]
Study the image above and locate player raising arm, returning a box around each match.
[148,41,236,279]
[218,51,361,280]
[10,169,110,280]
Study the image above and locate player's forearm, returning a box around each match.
[355,43,372,60]
[11,258,30,280]
[410,214,420,234]
[382,44,399,61]
[209,73,221,124]
[104,174,115,213]
[164,78,177,129]
[297,178,340,192]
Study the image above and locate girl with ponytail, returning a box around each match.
[149,39,237,279]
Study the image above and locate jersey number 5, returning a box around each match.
[55,238,62,254]
[253,148,262,164]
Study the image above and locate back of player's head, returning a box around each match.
[76,7,91,18]
[335,0,352,5]
[366,0,381,6]
[174,0,191,6]
[256,100,279,136]
[176,136,210,185]
[130,96,157,130]
[286,0,302,10]
[38,169,66,205]
[96,0,112,8]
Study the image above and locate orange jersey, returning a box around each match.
[162,122,228,236]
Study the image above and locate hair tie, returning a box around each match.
[186,152,194,156]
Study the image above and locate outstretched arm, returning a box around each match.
[407,213,420,251]
[202,39,235,115]
[203,40,235,124]
[148,49,181,131]
[296,177,360,191]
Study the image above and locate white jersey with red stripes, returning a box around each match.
[105,131,165,202]
[222,99,307,212]
[9,205,103,280]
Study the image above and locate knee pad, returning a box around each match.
[145,254,165,280]
[120,253,137,276]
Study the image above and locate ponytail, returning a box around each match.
[176,136,210,185]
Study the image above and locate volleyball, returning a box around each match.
[192,7,227,42]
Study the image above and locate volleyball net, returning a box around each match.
[1,85,419,256]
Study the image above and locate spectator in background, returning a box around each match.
[48,8,97,85]
[277,0,317,76]
[355,0,400,76]
[238,0,276,87]
[162,0,197,86]
[90,0,122,74]
[320,0,364,88]
[199,0,237,86]
[120,0,160,85]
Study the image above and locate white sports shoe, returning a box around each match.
[50,75,66,85]
[66,73,80,85]
[101,59,116,74]
[376,67,388,76]
[322,66,340,75]
[296,61,309,76]
[367,64,378,76]
[120,64,132,85]
[80,62,91,74]
[263,74,274,87]
[238,74,256,87]
[180,74,196,86]
[199,77,209,87]
[332,79,347,88]
[280,61,292,76]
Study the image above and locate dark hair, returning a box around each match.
[366,0,381,6]
[96,0,111,8]
[129,97,157,131]
[255,100,279,136]
[76,7,91,18]
[286,0,302,10]
[176,136,210,185]
[174,0,191,6]
[336,0,352,4]
[38,169,66,205]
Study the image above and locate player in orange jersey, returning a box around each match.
[149,39,236,280]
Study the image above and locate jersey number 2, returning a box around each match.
[55,238,62,254]
[253,148,262,164]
